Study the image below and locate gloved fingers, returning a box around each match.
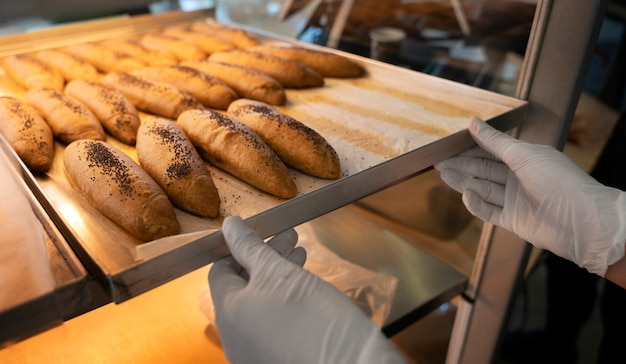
[209,255,248,306]
[465,176,506,208]
[467,116,522,162]
[436,155,509,186]
[286,246,307,268]
[265,227,299,258]
[462,189,503,225]
[222,215,283,276]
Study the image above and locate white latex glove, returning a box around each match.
[435,117,626,276]
[209,216,405,364]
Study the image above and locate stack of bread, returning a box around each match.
[0,20,364,242]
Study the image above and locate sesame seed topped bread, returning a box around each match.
[137,117,221,217]
[65,80,140,145]
[26,88,106,144]
[64,139,180,241]
[1,54,65,91]
[177,109,297,199]
[0,96,55,172]
[227,99,341,179]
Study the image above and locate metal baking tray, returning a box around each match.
[0,137,110,346]
[0,10,528,302]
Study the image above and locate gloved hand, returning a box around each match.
[435,116,626,276]
[209,216,405,364]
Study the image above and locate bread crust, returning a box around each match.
[139,33,207,61]
[209,49,324,88]
[1,54,65,91]
[228,99,341,179]
[251,45,365,78]
[64,43,146,73]
[34,48,101,83]
[0,96,55,171]
[64,140,180,241]
[177,109,296,199]
[102,72,205,119]
[130,65,238,110]
[181,60,286,106]
[137,117,220,217]
[65,80,140,145]
[26,88,106,143]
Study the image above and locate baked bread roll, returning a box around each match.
[100,39,178,66]
[190,21,261,48]
[102,72,205,119]
[228,99,340,179]
[177,109,296,199]
[0,54,65,91]
[34,48,101,82]
[64,140,180,241]
[26,88,106,143]
[139,33,207,61]
[162,26,235,54]
[130,65,238,110]
[0,96,55,172]
[208,49,324,88]
[251,45,365,78]
[64,43,146,73]
[181,60,286,106]
[137,117,221,217]
[65,80,140,145]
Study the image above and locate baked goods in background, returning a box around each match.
[64,139,180,241]
[34,48,101,83]
[137,117,221,217]
[177,109,297,199]
[64,42,146,73]
[227,99,341,179]
[181,60,287,106]
[250,45,365,78]
[162,26,236,54]
[102,72,205,119]
[0,96,55,172]
[190,21,261,48]
[100,39,178,67]
[0,54,65,91]
[26,88,106,144]
[65,80,140,145]
[139,33,207,62]
[130,65,238,110]
[209,49,324,88]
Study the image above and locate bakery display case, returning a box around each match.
[0,1,611,363]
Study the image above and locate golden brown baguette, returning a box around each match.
[102,72,205,119]
[26,88,106,144]
[181,60,286,106]
[64,140,180,241]
[177,109,296,199]
[0,54,65,91]
[227,99,341,179]
[0,96,55,172]
[190,21,261,48]
[251,45,365,78]
[139,33,207,62]
[34,48,101,82]
[162,26,235,54]
[100,38,178,66]
[208,49,324,88]
[64,43,146,73]
[130,65,238,110]
[137,117,221,217]
[65,80,140,145]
